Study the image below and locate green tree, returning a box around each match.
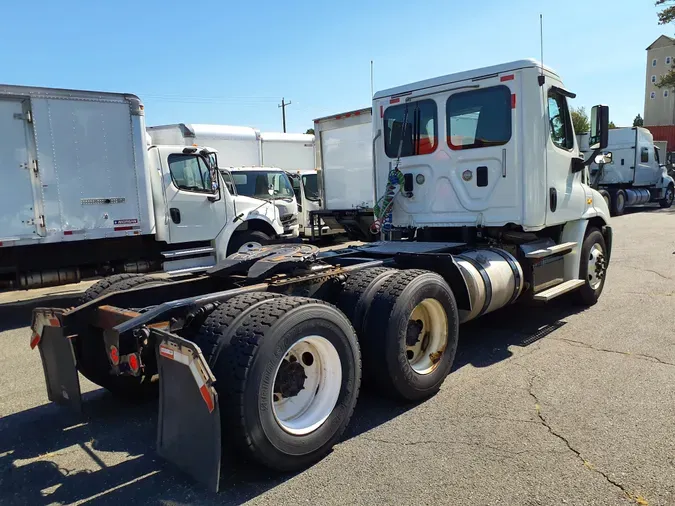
[609,121,617,129]
[633,114,644,127]
[305,128,315,135]
[571,106,590,133]
[655,1,675,89]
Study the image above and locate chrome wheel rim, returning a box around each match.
[587,243,605,290]
[405,299,448,375]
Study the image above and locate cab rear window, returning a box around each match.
[447,86,512,150]
[383,99,438,158]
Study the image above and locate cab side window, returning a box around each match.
[547,91,574,150]
[641,147,649,163]
[168,154,213,193]
[220,170,236,195]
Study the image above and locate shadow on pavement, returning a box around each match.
[0,298,583,505]
[0,296,80,333]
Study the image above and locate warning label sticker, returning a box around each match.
[113,219,138,225]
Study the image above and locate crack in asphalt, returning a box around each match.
[622,265,672,281]
[527,375,646,505]
[550,337,675,367]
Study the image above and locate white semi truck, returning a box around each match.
[578,127,674,215]
[30,59,613,492]
[0,85,287,288]
[312,108,375,241]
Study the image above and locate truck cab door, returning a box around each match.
[545,88,588,226]
[160,148,227,244]
[633,143,659,186]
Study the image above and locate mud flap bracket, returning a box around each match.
[154,329,222,492]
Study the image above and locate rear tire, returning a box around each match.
[227,230,271,256]
[598,189,611,209]
[74,275,169,397]
[660,183,674,208]
[362,269,459,401]
[209,296,361,471]
[571,228,607,306]
[192,292,283,366]
[611,189,626,216]
[336,267,397,338]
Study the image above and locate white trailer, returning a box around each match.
[313,108,375,241]
[579,127,674,215]
[0,86,287,288]
[260,132,314,171]
[147,124,261,168]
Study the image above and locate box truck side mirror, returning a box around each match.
[589,105,609,150]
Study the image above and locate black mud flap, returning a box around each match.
[32,308,83,412]
[154,329,222,493]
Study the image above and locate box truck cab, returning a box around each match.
[287,169,340,237]
[228,167,299,238]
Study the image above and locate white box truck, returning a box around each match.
[313,108,375,241]
[578,127,674,215]
[260,132,314,171]
[30,59,614,492]
[0,86,288,288]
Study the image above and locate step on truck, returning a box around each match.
[0,86,288,289]
[29,59,613,492]
[578,127,675,215]
[311,107,376,241]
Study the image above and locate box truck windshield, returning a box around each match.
[233,171,295,200]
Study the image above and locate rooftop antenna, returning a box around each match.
[538,14,545,86]
[370,60,374,98]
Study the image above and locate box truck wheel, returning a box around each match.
[571,228,607,306]
[191,292,283,365]
[362,270,459,401]
[209,296,360,471]
[74,275,169,397]
[660,183,674,208]
[227,230,271,256]
[611,189,626,216]
[336,267,397,338]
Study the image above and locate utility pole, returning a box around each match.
[278,98,292,133]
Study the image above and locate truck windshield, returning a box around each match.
[232,171,295,200]
[302,174,320,201]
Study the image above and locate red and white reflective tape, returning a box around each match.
[30,314,60,349]
[159,344,215,413]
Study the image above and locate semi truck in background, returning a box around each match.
[0,85,287,289]
[312,108,375,241]
[578,127,674,215]
[29,59,614,492]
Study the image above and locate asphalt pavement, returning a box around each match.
[0,208,673,506]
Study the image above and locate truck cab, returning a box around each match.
[288,169,341,238]
[372,59,610,233]
[145,146,285,274]
[227,167,299,239]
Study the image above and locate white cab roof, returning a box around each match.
[150,124,260,141]
[373,59,559,99]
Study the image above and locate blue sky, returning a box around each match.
[1,0,669,132]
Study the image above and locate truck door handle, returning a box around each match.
[170,208,181,224]
[549,188,557,212]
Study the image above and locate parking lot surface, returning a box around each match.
[1,208,673,506]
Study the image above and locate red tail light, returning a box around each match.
[128,353,139,373]
[109,346,119,365]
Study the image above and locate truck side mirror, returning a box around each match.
[589,105,609,150]
[595,152,612,165]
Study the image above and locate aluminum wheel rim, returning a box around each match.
[602,193,610,208]
[272,335,342,436]
[588,243,605,290]
[406,299,448,375]
[616,192,625,211]
[666,187,674,205]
